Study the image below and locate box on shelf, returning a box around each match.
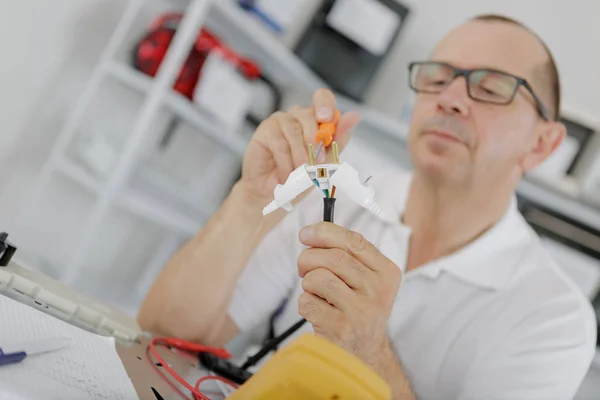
[237,0,324,49]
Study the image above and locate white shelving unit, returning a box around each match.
[56,157,207,236]
[106,62,249,157]
[19,0,222,287]
[205,0,325,89]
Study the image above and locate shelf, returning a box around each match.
[517,178,600,232]
[205,0,325,89]
[106,62,249,157]
[56,157,208,236]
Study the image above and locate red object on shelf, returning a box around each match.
[133,12,262,100]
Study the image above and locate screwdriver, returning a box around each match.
[314,109,341,161]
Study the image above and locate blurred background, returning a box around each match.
[0,0,599,397]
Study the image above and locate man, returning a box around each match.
[138,14,597,399]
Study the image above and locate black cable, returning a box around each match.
[241,195,337,370]
[241,318,306,370]
[323,197,336,223]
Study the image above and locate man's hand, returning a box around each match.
[297,221,402,364]
[240,89,360,208]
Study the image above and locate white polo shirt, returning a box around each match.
[227,169,597,400]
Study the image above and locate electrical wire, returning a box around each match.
[194,375,239,393]
[240,140,340,371]
[241,317,307,370]
[148,337,237,400]
[323,197,336,223]
[313,178,329,198]
[242,194,337,370]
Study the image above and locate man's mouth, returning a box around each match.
[424,130,462,143]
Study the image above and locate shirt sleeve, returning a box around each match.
[227,189,322,333]
[457,297,597,400]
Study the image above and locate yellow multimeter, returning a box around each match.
[228,333,391,400]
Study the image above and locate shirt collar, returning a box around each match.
[407,197,530,290]
[377,170,531,290]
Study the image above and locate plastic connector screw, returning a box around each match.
[315,109,341,148]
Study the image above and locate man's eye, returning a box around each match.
[481,86,500,96]
[420,77,448,86]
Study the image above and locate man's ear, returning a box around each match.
[520,121,567,172]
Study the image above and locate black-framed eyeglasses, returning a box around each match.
[408,61,551,121]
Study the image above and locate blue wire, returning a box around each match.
[313,179,328,198]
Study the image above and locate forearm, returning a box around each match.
[138,181,284,341]
[370,340,416,400]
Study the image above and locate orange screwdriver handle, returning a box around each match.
[315,109,341,147]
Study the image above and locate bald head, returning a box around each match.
[472,14,560,120]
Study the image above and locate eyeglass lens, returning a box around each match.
[411,62,519,104]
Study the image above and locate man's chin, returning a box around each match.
[412,154,467,184]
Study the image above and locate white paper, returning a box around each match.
[0,294,139,400]
[256,0,304,29]
[326,0,401,56]
[194,51,253,132]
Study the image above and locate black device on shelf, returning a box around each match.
[0,232,17,267]
[294,0,410,101]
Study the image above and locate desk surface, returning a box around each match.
[1,259,228,400]
[117,335,228,400]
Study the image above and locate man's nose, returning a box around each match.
[436,77,470,117]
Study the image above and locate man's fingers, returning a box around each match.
[288,107,319,147]
[298,291,340,335]
[298,248,373,295]
[266,122,294,183]
[320,111,361,162]
[273,112,308,168]
[334,111,361,149]
[313,88,337,122]
[301,268,357,312]
[337,111,362,137]
[299,223,399,276]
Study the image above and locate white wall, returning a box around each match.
[366,0,600,121]
[0,0,170,311]
[0,0,126,162]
